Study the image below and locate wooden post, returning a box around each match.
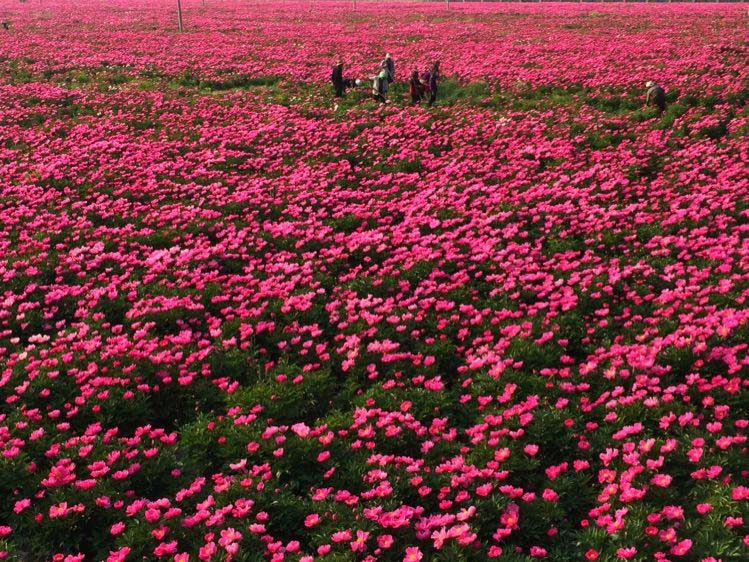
[176,0,184,32]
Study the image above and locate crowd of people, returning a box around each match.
[331,53,668,114]
[331,54,441,106]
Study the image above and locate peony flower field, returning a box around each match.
[1,1,748,561]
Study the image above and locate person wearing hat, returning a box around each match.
[331,59,351,98]
[372,68,388,104]
[381,53,395,85]
[645,81,666,113]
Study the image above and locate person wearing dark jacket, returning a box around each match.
[645,81,666,113]
[381,53,395,84]
[409,70,424,105]
[426,61,440,106]
[331,60,350,98]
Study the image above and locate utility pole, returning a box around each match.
[177,0,184,32]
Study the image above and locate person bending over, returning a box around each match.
[645,81,666,113]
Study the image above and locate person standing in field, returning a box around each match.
[409,70,424,105]
[645,81,666,113]
[331,59,350,98]
[382,53,395,84]
[424,61,440,106]
[372,68,388,103]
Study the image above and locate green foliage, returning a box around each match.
[697,120,728,140]
[228,368,339,424]
[584,131,632,149]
